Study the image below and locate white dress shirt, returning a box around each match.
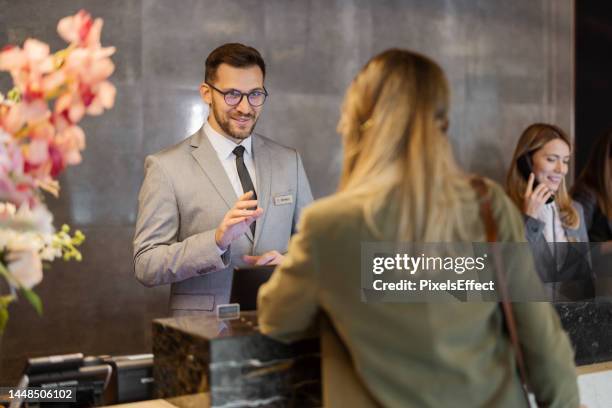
[203,122,257,197]
[536,202,568,243]
[536,201,568,270]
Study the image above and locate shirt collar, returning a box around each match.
[203,121,252,160]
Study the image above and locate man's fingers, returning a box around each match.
[242,214,262,228]
[228,208,257,219]
[225,207,263,218]
[265,250,281,259]
[242,255,259,265]
[228,206,264,219]
[258,251,282,265]
[242,250,283,266]
[222,209,264,240]
[242,253,273,265]
[226,209,263,226]
[256,253,275,265]
[226,217,249,227]
[247,208,264,220]
[256,250,282,265]
[234,200,258,209]
[238,191,254,201]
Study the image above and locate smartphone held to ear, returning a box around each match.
[516,154,555,204]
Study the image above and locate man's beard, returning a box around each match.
[211,102,258,140]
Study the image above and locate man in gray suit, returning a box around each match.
[133,43,313,315]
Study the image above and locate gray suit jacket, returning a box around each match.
[524,201,592,300]
[133,126,313,315]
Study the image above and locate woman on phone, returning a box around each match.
[258,50,579,407]
[506,123,591,299]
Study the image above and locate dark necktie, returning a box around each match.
[233,145,257,236]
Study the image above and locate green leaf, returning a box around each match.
[0,295,14,308]
[0,304,8,334]
[22,288,43,316]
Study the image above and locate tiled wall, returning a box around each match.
[0,0,572,383]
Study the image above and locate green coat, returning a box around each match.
[258,179,579,407]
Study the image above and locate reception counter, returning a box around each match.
[556,302,612,365]
[152,312,321,407]
[10,302,612,407]
[146,303,612,407]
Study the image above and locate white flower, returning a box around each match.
[0,202,54,235]
[25,204,55,235]
[6,247,43,289]
[0,201,60,290]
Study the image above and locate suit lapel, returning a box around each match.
[191,127,255,242]
[253,134,271,247]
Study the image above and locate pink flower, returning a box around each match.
[29,119,55,141]
[65,47,115,84]
[0,39,53,94]
[0,45,27,72]
[42,70,66,96]
[0,134,24,175]
[57,10,103,48]
[0,9,115,195]
[54,92,85,124]
[23,39,52,70]
[0,153,38,206]
[22,99,50,124]
[0,178,36,207]
[56,47,116,120]
[26,138,50,166]
[55,125,85,166]
[2,103,26,134]
[86,81,116,115]
[47,144,65,178]
[1,100,50,134]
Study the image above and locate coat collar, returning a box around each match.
[252,133,271,247]
[202,122,253,160]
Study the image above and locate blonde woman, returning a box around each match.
[506,124,591,299]
[258,49,578,407]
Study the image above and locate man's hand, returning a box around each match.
[243,250,285,266]
[523,173,553,218]
[215,191,263,251]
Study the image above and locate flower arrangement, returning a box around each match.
[0,10,115,333]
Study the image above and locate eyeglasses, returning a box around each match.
[206,83,268,107]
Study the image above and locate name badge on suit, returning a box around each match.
[274,194,294,206]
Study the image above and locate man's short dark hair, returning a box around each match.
[204,43,266,83]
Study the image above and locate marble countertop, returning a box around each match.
[152,311,321,407]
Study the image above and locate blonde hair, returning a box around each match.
[337,49,472,241]
[505,123,579,229]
